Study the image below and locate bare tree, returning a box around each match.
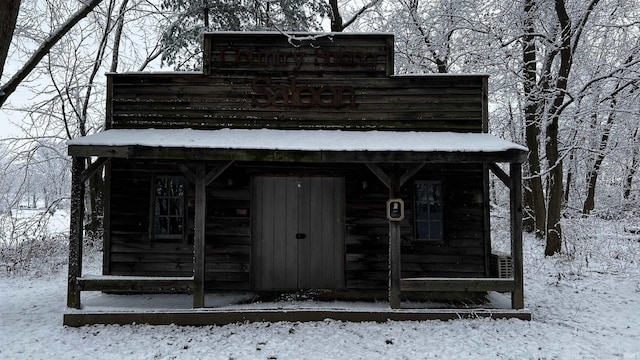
[358,0,640,254]
[0,0,103,108]
[1,0,165,236]
[521,0,605,255]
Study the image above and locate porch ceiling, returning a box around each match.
[67,128,527,163]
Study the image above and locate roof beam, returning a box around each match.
[69,145,527,164]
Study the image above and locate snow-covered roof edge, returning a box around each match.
[68,128,527,153]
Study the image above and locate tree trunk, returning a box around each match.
[522,0,546,237]
[582,110,615,214]
[564,151,574,204]
[0,0,21,81]
[623,127,639,200]
[329,0,380,32]
[109,0,129,73]
[328,0,343,32]
[545,117,563,255]
[543,0,581,256]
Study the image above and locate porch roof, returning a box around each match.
[67,128,527,163]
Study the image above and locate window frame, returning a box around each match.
[413,180,444,242]
[150,174,187,243]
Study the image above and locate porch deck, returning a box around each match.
[63,292,532,326]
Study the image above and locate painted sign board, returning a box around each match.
[203,32,394,77]
[106,32,488,132]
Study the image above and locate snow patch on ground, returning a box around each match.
[1,217,639,359]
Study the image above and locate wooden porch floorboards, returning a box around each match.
[64,307,531,326]
[64,295,532,327]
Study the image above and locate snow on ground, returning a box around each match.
[1,216,639,359]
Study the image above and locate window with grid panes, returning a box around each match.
[153,176,185,241]
[414,181,443,241]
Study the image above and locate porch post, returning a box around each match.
[193,164,206,308]
[510,162,524,309]
[67,156,85,309]
[389,168,401,309]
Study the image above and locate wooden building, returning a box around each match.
[64,32,529,326]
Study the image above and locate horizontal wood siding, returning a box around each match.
[107,161,487,293]
[404,165,487,279]
[107,160,254,290]
[107,74,486,131]
[206,168,252,290]
[109,159,151,251]
[344,164,487,291]
[108,160,191,278]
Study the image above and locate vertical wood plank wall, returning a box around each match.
[252,176,345,290]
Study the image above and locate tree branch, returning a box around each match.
[0,0,103,108]
[341,0,380,31]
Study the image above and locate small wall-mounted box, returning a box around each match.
[386,198,405,221]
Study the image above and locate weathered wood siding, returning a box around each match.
[205,165,252,290]
[108,160,192,278]
[106,74,487,132]
[344,164,486,290]
[107,161,487,293]
[107,160,252,290]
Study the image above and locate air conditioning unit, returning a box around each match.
[490,251,513,278]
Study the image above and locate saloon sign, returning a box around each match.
[251,77,357,109]
[216,48,383,70]
[204,33,393,110]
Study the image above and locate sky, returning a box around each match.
[1,88,29,138]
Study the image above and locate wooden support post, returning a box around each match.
[365,163,425,309]
[510,162,525,309]
[389,168,402,309]
[193,164,207,308]
[67,157,85,309]
[185,161,233,308]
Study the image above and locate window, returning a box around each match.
[414,181,443,241]
[153,176,185,240]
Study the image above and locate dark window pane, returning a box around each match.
[415,181,443,241]
[430,221,442,239]
[416,183,430,202]
[416,222,428,239]
[431,202,442,217]
[169,199,183,216]
[416,203,430,218]
[154,217,168,234]
[156,198,168,216]
[154,176,185,238]
[169,217,183,234]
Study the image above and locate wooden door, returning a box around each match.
[253,176,345,290]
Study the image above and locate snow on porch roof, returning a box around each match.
[67,128,527,163]
[69,128,526,152]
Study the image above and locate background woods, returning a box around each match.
[1,0,640,256]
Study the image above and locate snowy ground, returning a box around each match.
[1,213,639,359]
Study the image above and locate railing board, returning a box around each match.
[400,277,516,292]
[77,275,194,292]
